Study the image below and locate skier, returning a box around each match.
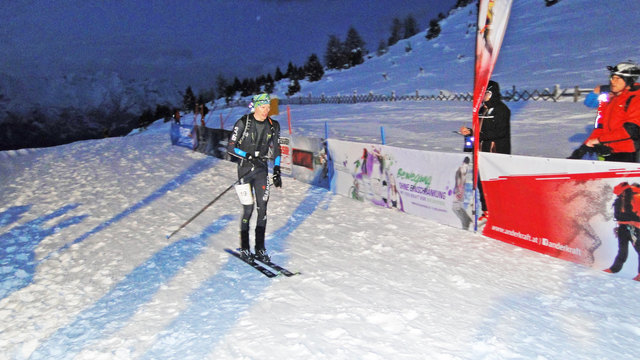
[578,62,640,162]
[227,93,282,262]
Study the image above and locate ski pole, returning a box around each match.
[166,165,256,239]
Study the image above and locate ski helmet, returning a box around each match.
[607,62,640,86]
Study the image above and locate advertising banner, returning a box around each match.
[474,0,513,113]
[290,135,329,189]
[193,126,232,160]
[480,152,640,278]
[328,139,474,229]
[170,122,196,149]
[279,137,293,175]
[472,0,513,229]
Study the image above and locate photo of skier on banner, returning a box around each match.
[452,157,472,230]
[604,182,640,281]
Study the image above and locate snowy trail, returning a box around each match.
[1,113,640,359]
[0,123,639,359]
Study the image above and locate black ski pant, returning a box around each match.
[237,164,270,233]
[609,224,640,273]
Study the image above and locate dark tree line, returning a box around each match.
[172,0,565,112]
[179,14,422,104]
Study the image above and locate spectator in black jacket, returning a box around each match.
[460,80,511,220]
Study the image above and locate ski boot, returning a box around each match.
[254,226,270,262]
[239,230,252,260]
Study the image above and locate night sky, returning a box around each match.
[1,0,458,91]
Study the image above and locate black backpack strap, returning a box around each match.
[625,95,636,112]
[239,114,251,145]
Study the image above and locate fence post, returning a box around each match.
[353,90,357,103]
[287,105,292,135]
[574,86,580,102]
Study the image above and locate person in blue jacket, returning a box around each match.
[227,93,282,262]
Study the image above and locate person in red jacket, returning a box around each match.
[584,62,640,162]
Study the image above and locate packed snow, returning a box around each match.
[2,0,640,359]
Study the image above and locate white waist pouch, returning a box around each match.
[234,183,254,205]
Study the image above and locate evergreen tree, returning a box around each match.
[223,84,235,104]
[264,73,275,93]
[153,104,172,121]
[286,78,301,96]
[304,53,324,82]
[138,108,155,128]
[403,15,419,39]
[215,75,228,100]
[425,19,441,40]
[285,61,297,79]
[256,74,266,89]
[388,18,403,46]
[198,88,215,104]
[274,67,284,81]
[377,40,388,56]
[182,86,196,112]
[325,34,348,70]
[455,0,474,8]
[344,26,366,67]
[232,77,242,93]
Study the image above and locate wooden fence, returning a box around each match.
[219,85,594,109]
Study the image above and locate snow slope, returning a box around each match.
[2,102,640,359]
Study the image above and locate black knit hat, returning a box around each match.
[486,80,501,96]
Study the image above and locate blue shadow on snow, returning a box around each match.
[141,186,332,360]
[43,157,216,260]
[31,215,234,360]
[0,204,87,300]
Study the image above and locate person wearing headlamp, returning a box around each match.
[582,61,640,162]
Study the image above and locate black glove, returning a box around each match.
[272,165,282,188]
[567,144,589,159]
[593,144,612,157]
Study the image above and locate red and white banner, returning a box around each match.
[473,0,513,113]
[473,0,513,227]
[480,152,640,277]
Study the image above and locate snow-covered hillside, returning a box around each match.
[3,0,640,152]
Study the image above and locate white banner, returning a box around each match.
[328,139,474,229]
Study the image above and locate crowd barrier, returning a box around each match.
[171,123,329,189]
[173,123,639,280]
